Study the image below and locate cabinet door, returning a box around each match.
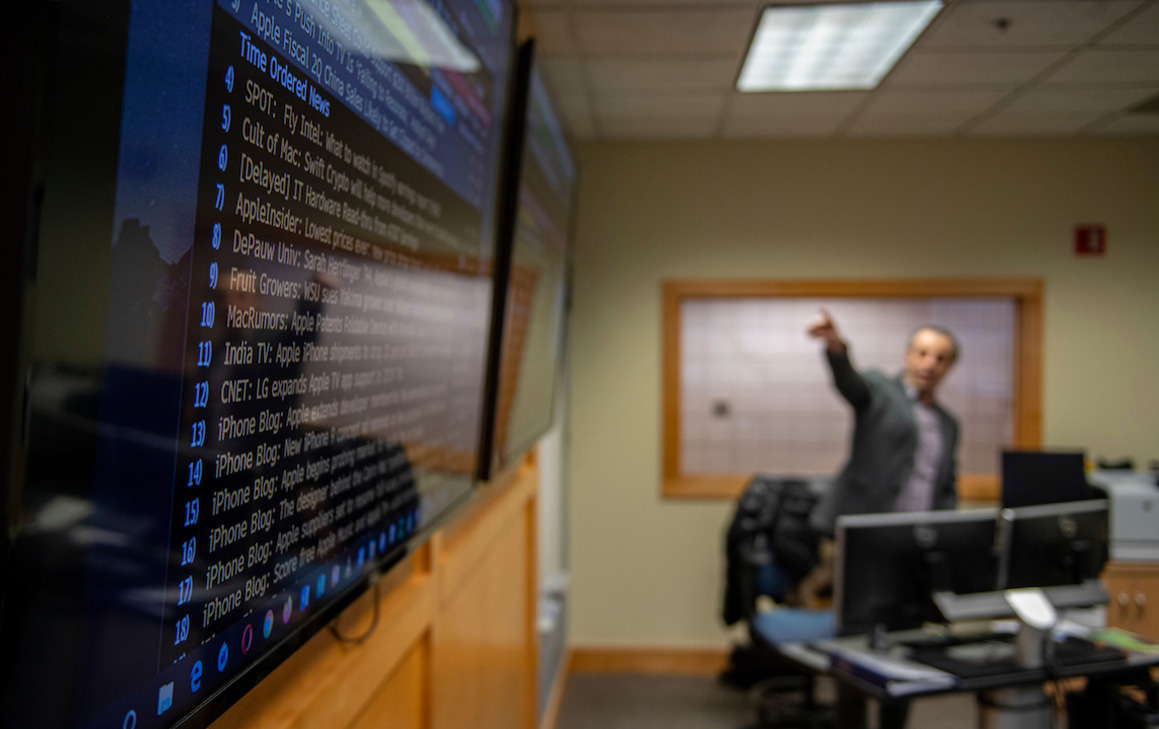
[1103,563,1159,640]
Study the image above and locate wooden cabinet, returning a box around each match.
[1102,562,1159,640]
[209,461,539,729]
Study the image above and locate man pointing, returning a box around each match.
[807,309,961,535]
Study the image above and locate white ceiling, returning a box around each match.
[524,0,1159,139]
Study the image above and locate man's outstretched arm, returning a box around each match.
[807,308,870,409]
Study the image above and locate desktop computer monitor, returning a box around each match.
[1000,499,1109,591]
[835,508,1000,636]
[1001,450,1090,508]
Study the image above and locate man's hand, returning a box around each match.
[807,308,846,354]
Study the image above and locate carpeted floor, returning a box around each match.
[554,672,978,729]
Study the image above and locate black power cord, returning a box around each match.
[328,575,382,645]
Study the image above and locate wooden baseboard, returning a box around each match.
[568,646,729,676]
[539,648,571,729]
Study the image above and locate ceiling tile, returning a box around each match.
[593,92,727,119]
[524,0,1159,140]
[530,10,579,55]
[598,115,719,139]
[886,50,1068,87]
[1091,113,1159,134]
[586,58,739,94]
[919,1,1144,49]
[1001,85,1159,113]
[567,116,597,139]
[968,114,1099,136]
[844,113,974,136]
[722,113,846,138]
[862,89,1009,114]
[1099,2,1159,46]
[729,90,867,118]
[567,0,761,4]
[570,9,756,56]
[538,58,588,97]
[1043,49,1159,85]
[556,95,597,139]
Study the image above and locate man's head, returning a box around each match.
[904,326,958,398]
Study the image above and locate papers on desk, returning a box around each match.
[821,645,960,697]
[1089,627,1159,655]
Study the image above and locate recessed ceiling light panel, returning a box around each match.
[738,1,943,92]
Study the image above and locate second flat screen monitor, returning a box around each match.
[835,509,1000,635]
[480,45,577,477]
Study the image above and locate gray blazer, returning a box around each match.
[809,350,959,536]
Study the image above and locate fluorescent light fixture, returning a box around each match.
[737,1,942,92]
[365,0,481,72]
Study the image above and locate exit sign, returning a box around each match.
[1074,225,1106,256]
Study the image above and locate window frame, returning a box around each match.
[661,278,1043,501]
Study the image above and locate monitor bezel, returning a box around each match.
[476,39,579,481]
[998,498,1109,590]
[834,507,1000,636]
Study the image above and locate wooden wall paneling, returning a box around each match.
[347,638,428,729]
[437,462,534,606]
[431,461,537,729]
[661,278,1044,502]
[209,553,434,729]
[482,499,532,729]
[208,462,539,729]
[430,577,486,729]
[523,493,539,729]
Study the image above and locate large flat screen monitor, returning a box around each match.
[835,508,1000,636]
[1,1,516,728]
[478,40,577,479]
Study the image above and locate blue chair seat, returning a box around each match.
[751,608,836,645]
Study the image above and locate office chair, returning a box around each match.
[744,585,837,728]
[722,476,837,729]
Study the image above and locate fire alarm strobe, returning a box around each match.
[1074,225,1106,256]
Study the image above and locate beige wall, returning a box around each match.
[566,138,1159,647]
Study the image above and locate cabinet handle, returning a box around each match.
[1118,593,1131,611]
[1136,593,1147,615]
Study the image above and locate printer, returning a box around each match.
[1088,469,1159,562]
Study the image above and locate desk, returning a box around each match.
[776,628,1159,729]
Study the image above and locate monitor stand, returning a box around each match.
[977,589,1057,729]
[927,582,1112,728]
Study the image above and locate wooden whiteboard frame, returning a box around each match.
[661,279,1044,502]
